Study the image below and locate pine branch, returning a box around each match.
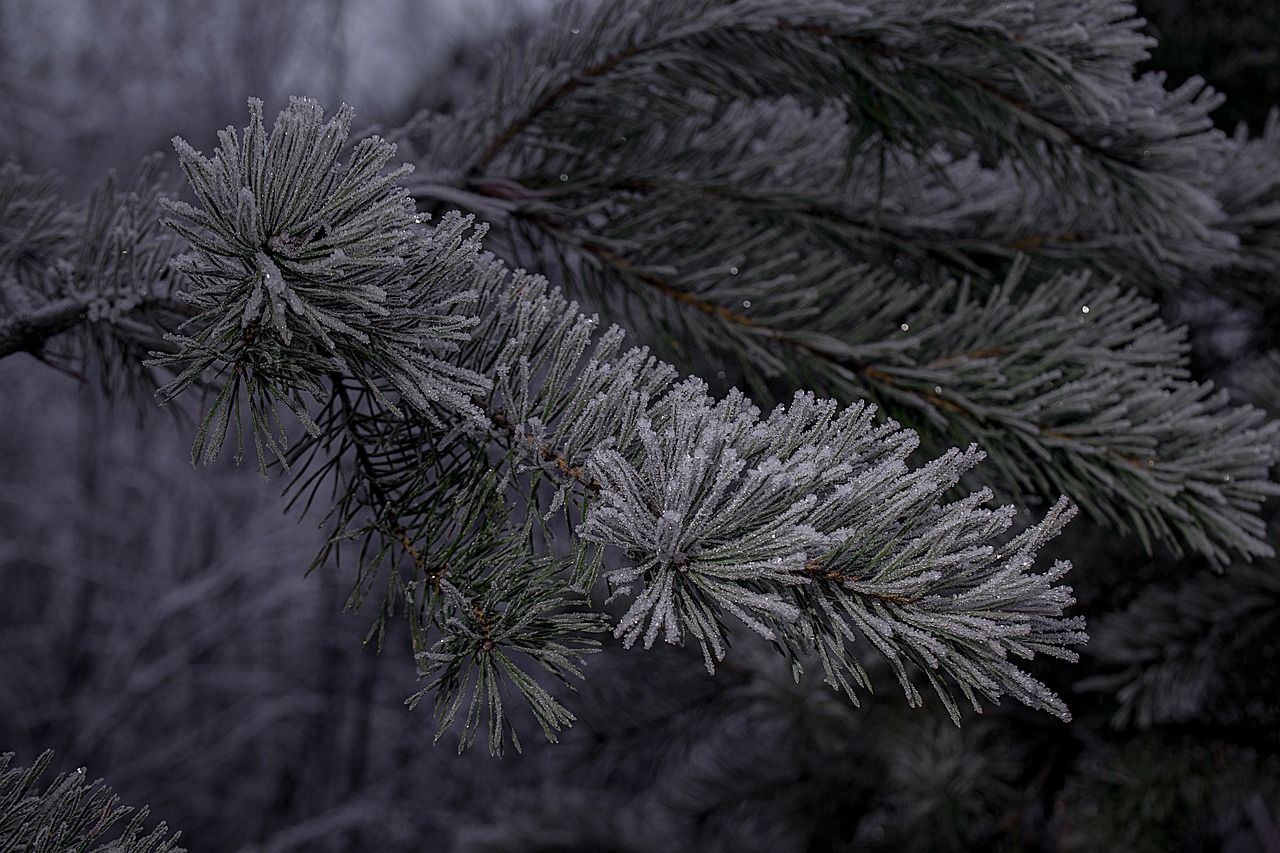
[423,0,1228,275]
[458,273,1087,722]
[0,752,184,852]
[159,99,1089,748]
[151,98,489,473]
[468,188,1280,563]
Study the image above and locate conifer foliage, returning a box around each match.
[2,0,1280,846]
[152,90,1091,750]
[0,752,182,852]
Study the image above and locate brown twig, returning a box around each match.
[801,559,920,604]
[474,394,605,495]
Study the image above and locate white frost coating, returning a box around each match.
[257,251,286,298]
[552,344,1083,715]
[255,250,292,344]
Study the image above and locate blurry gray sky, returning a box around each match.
[0,0,556,190]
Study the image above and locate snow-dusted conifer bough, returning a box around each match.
[2,0,1276,760]
[153,95,1087,753]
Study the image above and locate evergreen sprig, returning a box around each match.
[147,97,1087,746]
[0,752,183,852]
[153,97,487,473]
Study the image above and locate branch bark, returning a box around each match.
[0,298,88,359]
[0,294,196,361]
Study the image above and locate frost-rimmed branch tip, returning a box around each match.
[451,275,1089,724]
[151,97,487,473]
[157,98,1089,750]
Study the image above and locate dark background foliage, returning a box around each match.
[1138,0,1280,135]
[2,1,1278,850]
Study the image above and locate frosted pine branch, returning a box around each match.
[152,99,1090,748]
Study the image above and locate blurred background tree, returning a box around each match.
[1136,0,1280,135]
[2,1,1279,850]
